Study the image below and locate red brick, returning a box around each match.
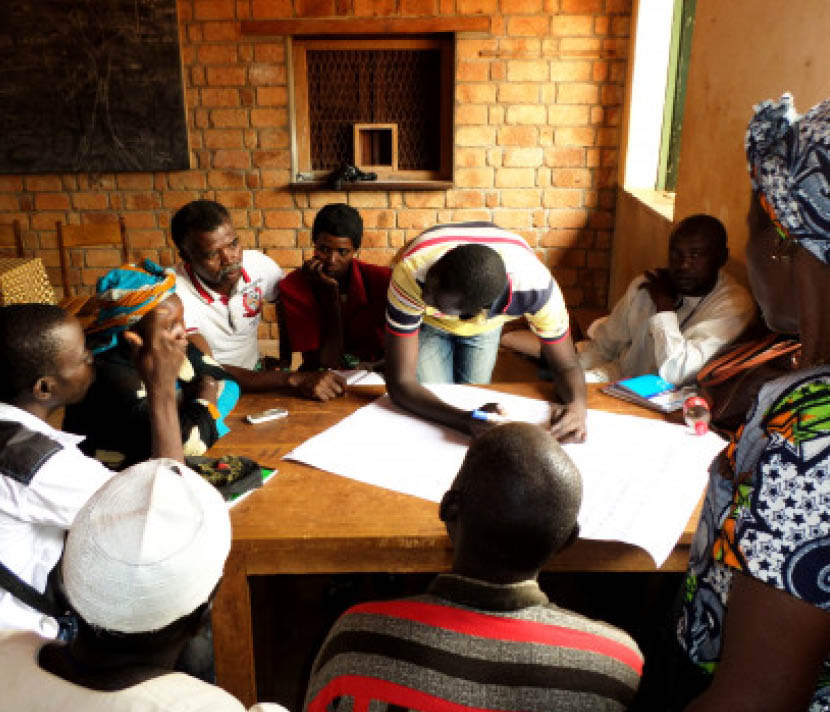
[265,248,302,267]
[498,83,539,103]
[0,177,23,191]
[601,38,628,58]
[123,193,162,211]
[197,45,238,64]
[449,209,492,223]
[557,83,598,104]
[402,0,438,13]
[252,150,290,168]
[213,150,251,169]
[215,190,252,208]
[489,106,505,124]
[167,172,206,190]
[25,176,62,192]
[251,108,287,127]
[205,129,244,148]
[249,65,286,85]
[251,0,293,18]
[354,0,397,15]
[456,105,489,125]
[71,193,109,210]
[122,212,158,229]
[457,0,498,12]
[162,191,203,210]
[497,127,538,146]
[560,37,600,54]
[457,126,496,147]
[206,67,247,85]
[495,168,535,187]
[456,85,497,103]
[83,248,123,268]
[592,61,609,82]
[35,193,70,211]
[601,84,624,105]
[503,147,543,167]
[500,0,542,13]
[506,105,547,125]
[210,108,249,127]
[548,105,589,125]
[555,127,595,146]
[403,192,445,209]
[202,21,241,41]
[0,195,19,211]
[545,146,585,167]
[263,210,302,228]
[254,44,286,63]
[457,61,489,82]
[257,86,288,106]
[194,0,235,19]
[596,127,619,146]
[606,0,632,11]
[611,16,630,36]
[543,188,582,208]
[359,209,396,229]
[296,0,335,15]
[506,60,548,82]
[258,230,296,247]
[550,60,591,81]
[260,171,293,190]
[500,188,541,208]
[551,15,593,35]
[560,0,602,11]
[260,129,291,148]
[397,209,439,229]
[201,88,240,107]
[507,16,549,36]
[552,168,591,187]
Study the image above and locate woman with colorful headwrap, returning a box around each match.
[63,260,240,469]
[643,95,830,712]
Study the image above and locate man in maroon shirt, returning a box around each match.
[279,204,392,370]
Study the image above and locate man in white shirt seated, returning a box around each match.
[0,459,285,712]
[577,214,756,385]
[0,303,185,638]
[172,200,345,401]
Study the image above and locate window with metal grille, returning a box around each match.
[291,36,454,187]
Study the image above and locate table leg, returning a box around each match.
[213,552,257,707]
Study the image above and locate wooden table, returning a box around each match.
[209,383,698,706]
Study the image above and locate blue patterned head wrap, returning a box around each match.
[745,93,830,265]
[86,259,177,354]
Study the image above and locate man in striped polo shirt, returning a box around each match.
[385,222,587,442]
[304,423,643,712]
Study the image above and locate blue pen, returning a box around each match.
[470,409,510,424]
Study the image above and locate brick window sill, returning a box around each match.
[289,180,453,192]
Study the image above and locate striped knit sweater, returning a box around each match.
[304,574,643,712]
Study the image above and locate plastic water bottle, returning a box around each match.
[683,395,711,435]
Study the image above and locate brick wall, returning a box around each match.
[0,0,630,336]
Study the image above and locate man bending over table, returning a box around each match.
[304,423,642,712]
[171,199,345,401]
[385,221,586,441]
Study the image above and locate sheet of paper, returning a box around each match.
[285,384,725,567]
[332,369,386,386]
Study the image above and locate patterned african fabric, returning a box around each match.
[279,258,391,365]
[745,93,830,265]
[63,342,239,470]
[304,574,643,712]
[677,366,830,710]
[386,222,570,342]
[87,260,177,355]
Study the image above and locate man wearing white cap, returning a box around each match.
[0,459,285,711]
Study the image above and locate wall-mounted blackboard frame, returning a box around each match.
[0,0,189,174]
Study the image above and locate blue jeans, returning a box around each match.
[416,322,502,384]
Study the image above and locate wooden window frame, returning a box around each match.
[289,35,455,190]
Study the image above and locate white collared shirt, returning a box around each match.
[176,250,283,370]
[578,270,756,385]
[0,404,112,637]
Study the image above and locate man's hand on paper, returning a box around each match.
[468,402,509,437]
[548,401,587,444]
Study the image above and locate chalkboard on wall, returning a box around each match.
[0,0,189,173]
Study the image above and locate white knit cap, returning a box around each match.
[63,458,231,634]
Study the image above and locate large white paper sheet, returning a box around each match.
[285,384,725,567]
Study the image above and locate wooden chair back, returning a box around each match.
[0,220,24,256]
[56,217,129,299]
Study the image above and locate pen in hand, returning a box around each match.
[470,409,511,424]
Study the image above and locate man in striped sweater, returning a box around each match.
[304,423,643,712]
[385,222,586,442]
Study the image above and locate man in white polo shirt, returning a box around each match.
[172,200,345,401]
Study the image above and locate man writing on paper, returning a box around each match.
[385,222,586,441]
[172,200,345,401]
[577,215,755,385]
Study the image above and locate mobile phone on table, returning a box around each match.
[245,408,289,424]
